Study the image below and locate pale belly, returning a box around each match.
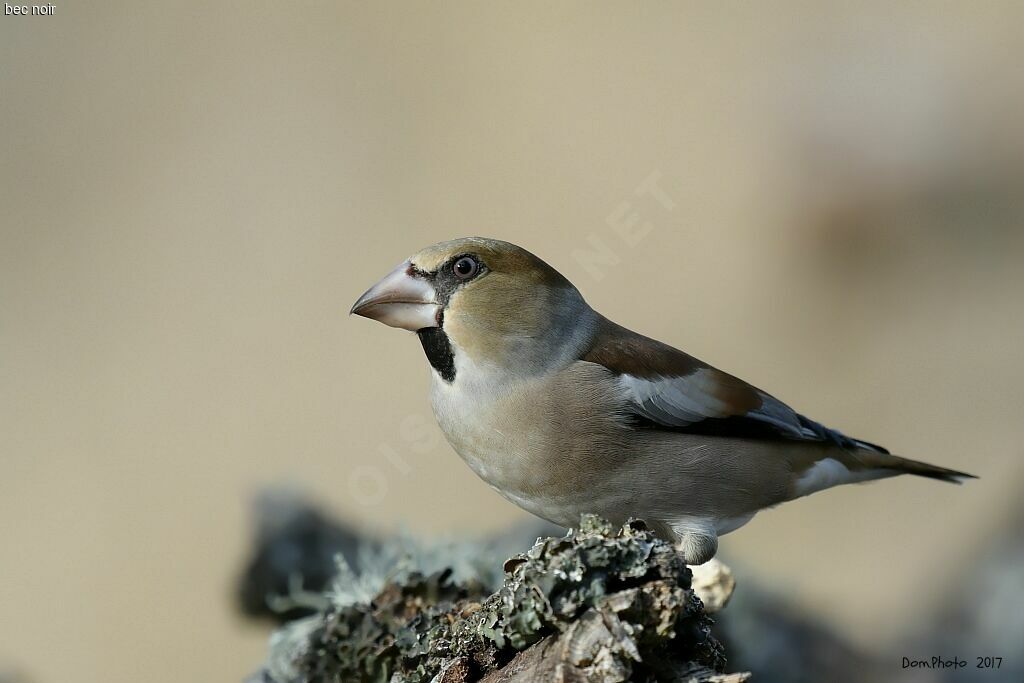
[427,370,618,527]
[426,366,775,538]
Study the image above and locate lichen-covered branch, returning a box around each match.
[248,516,749,683]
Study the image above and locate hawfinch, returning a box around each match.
[351,238,974,564]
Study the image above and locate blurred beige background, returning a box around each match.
[2,2,1023,681]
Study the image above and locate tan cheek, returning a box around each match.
[444,294,504,361]
[445,279,536,360]
[442,312,479,358]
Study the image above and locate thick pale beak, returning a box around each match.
[350,261,439,331]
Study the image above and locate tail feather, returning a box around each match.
[865,452,977,484]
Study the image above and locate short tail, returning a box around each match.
[864,452,977,484]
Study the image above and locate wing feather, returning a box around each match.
[581,316,886,452]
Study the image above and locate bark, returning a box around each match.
[249,515,751,683]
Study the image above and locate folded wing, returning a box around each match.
[580,316,887,453]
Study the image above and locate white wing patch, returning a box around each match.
[619,370,845,444]
[617,366,872,454]
[618,369,733,426]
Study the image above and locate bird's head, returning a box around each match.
[351,237,594,381]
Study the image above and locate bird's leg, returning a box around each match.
[675,530,718,566]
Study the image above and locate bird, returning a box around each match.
[350,237,975,564]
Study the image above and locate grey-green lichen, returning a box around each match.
[255,516,737,683]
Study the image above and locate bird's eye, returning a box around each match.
[452,256,479,280]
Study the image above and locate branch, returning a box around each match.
[248,515,750,683]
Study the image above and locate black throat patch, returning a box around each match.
[417,327,456,382]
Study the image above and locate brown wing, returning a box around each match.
[581,316,887,451]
